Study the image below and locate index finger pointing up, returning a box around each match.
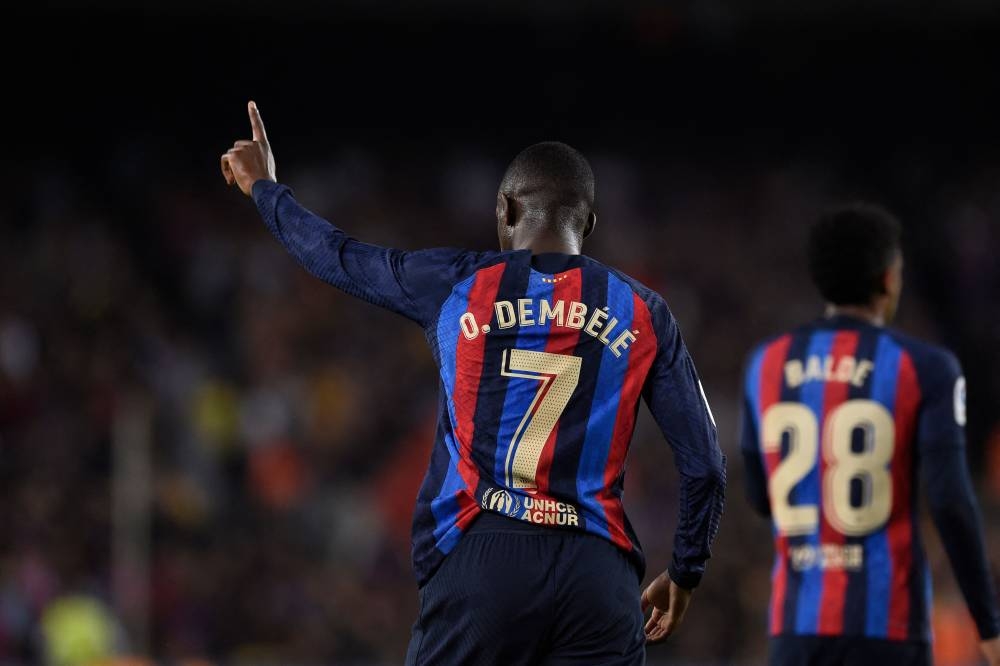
[248,101,267,142]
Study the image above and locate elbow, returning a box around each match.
[713,455,728,495]
[927,489,978,528]
[744,488,771,518]
[753,501,771,519]
[685,448,727,492]
[676,447,727,519]
[701,451,728,513]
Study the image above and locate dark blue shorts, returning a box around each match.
[405,512,646,666]
[770,635,931,666]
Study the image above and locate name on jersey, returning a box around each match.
[784,354,874,389]
[459,299,637,357]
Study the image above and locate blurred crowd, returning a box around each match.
[1,144,999,665]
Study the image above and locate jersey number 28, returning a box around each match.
[762,400,895,537]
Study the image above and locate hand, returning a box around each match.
[982,636,1000,666]
[221,101,277,196]
[640,571,692,644]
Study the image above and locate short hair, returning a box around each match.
[499,142,595,208]
[807,203,902,306]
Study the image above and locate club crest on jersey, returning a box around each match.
[481,487,522,517]
[458,298,638,358]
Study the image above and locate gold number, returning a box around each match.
[763,403,819,536]
[763,399,895,536]
[823,401,895,535]
[500,349,582,491]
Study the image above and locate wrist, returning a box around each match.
[666,561,699,591]
[251,178,283,200]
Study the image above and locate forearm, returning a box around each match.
[924,447,1000,639]
[641,312,727,588]
[252,180,416,318]
[739,394,771,518]
[253,179,353,286]
[668,454,727,589]
[741,448,771,518]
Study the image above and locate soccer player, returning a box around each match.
[221,102,725,665]
[740,204,1000,666]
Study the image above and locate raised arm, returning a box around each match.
[916,352,1000,662]
[221,102,483,325]
[639,298,726,644]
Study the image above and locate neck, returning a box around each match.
[511,228,582,255]
[826,303,885,326]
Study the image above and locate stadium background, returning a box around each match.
[3,2,1000,664]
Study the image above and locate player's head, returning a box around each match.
[496,142,596,251]
[807,203,904,322]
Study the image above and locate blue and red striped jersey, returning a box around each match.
[741,315,1000,643]
[254,181,725,589]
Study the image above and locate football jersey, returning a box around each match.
[741,316,970,642]
[254,181,725,588]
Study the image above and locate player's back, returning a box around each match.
[742,314,961,643]
[413,249,718,586]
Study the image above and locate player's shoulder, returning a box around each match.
[880,327,963,381]
[580,256,669,314]
[746,331,792,360]
[443,247,507,269]
[577,258,685,352]
[744,322,816,367]
[413,247,508,284]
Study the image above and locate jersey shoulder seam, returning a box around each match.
[424,251,511,335]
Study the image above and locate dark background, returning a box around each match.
[1,3,999,664]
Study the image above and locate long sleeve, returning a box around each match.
[923,447,1000,639]
[739,389,771,518]
[918,351,1000,640]
[252,180,487,326]
[641,299,726,590]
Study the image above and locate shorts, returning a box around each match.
[405,512,646,666]
[770,634,932,666]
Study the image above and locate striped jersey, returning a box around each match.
[254,181,725,588]
[740,316,970,642]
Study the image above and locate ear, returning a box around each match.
[875,270,891,296]
[879,252,905,322]
[496,193,512,227]
[885,253,904,295]
[582,211,597,239]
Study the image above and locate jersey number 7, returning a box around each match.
[762,400,895,537]
[500,348,582,492]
